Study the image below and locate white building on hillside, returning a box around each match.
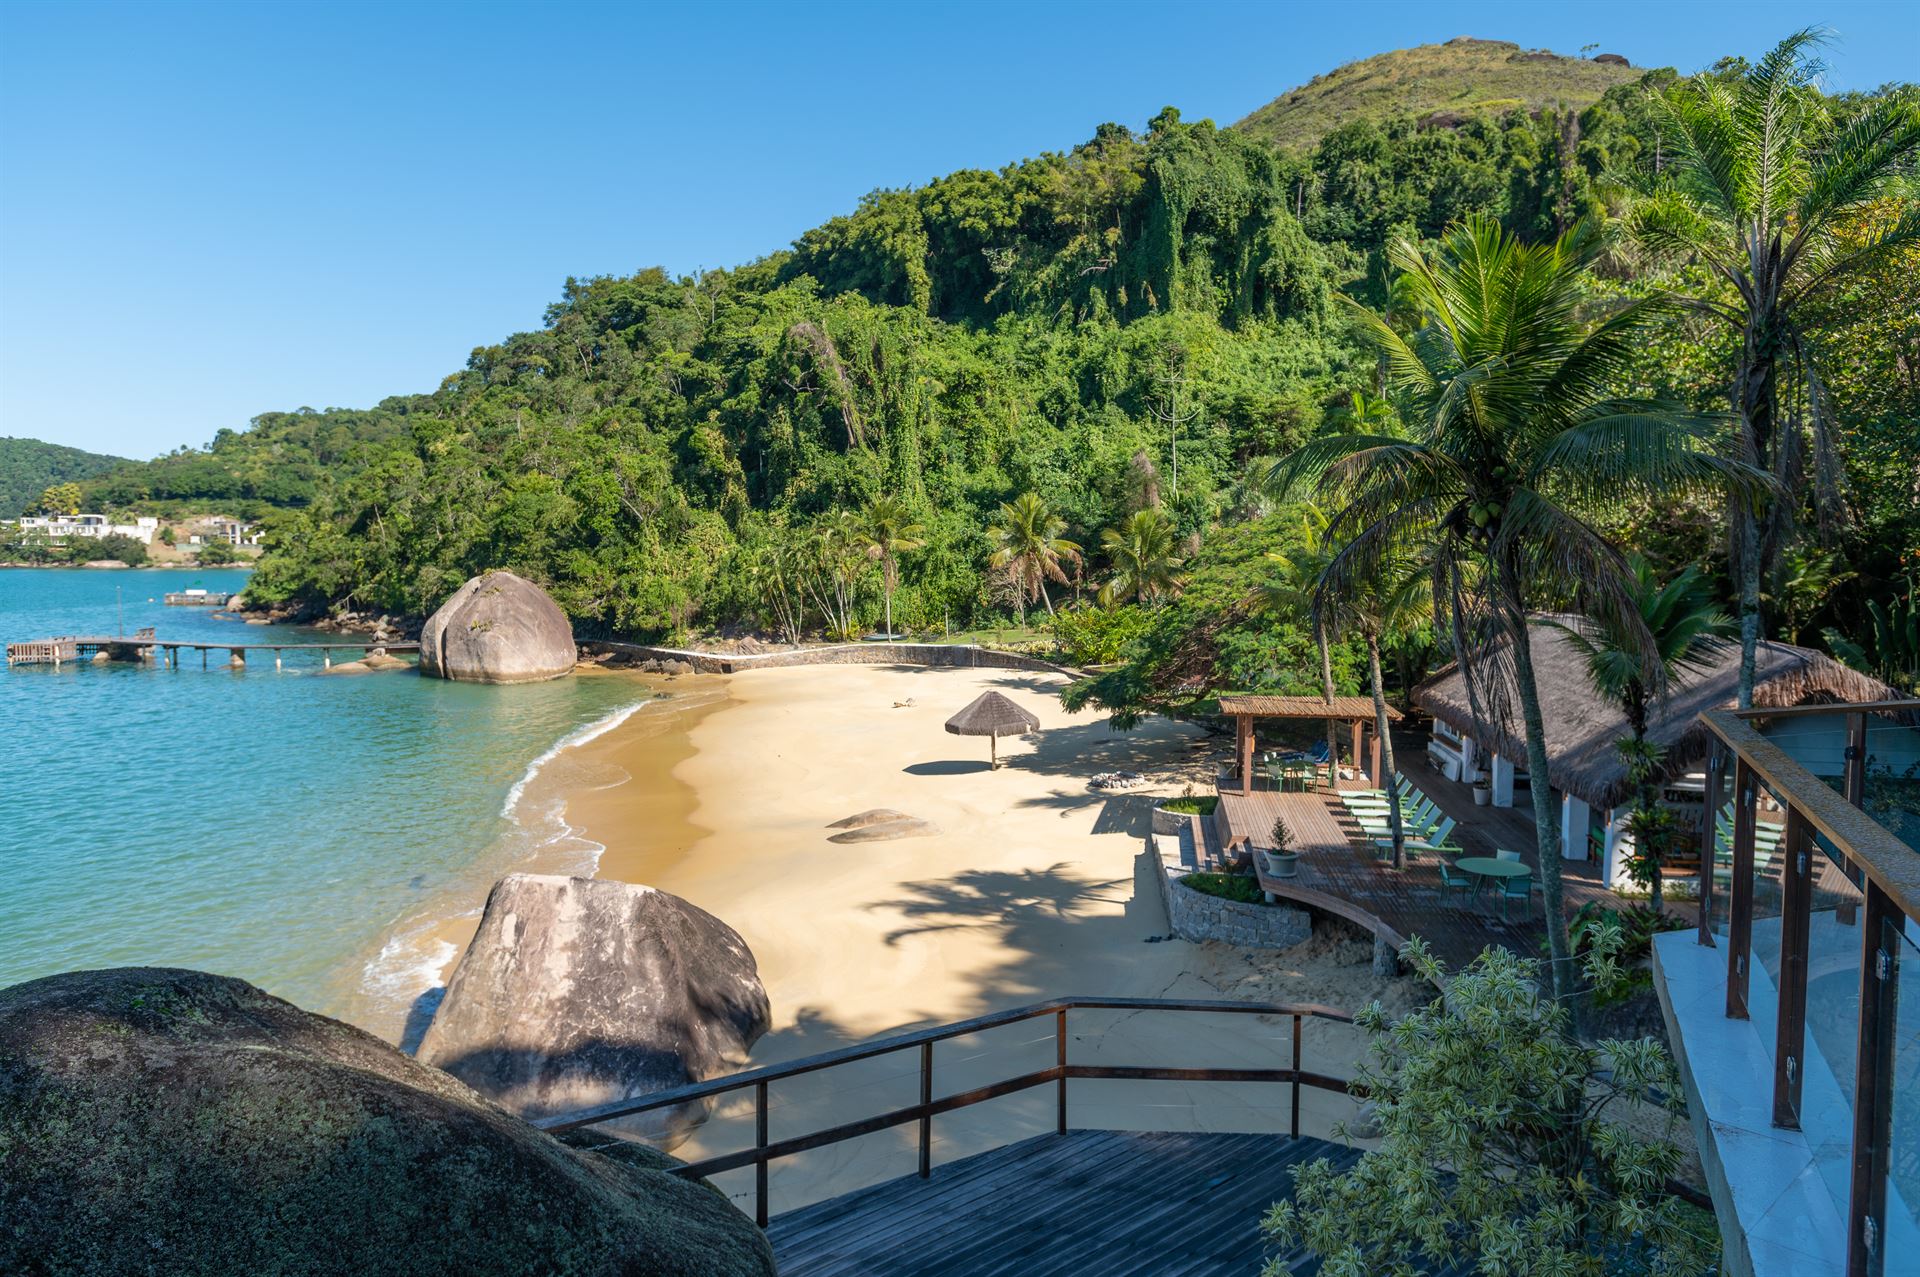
[16,514,159,544]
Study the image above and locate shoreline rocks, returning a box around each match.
[419,571,577,684]
[417,874,771,1146]
[0,967,775,1276]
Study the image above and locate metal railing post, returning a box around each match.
[1726,759,1758,1020]
[754,1080,769,1228]
[919,1040,932,1179]
[1772,806,1812,1128]
[1055,1008,1067,1134]
[1290,1014,1302,1139]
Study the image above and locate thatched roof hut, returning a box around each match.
[1414,619,1895,812]
[945,690,1041,768]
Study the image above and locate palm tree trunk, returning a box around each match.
[1503,589,1579,1027]
[1733,332,1777,710]
[1368,632,1405,869]
[1735,509,1762,710]
[1316,617,1339,789]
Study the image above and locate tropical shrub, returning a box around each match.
[1262,937,1714,1276]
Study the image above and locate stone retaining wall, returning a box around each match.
[1148,823,1311,951]
[581,640,1075,678]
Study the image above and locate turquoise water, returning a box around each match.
[0,568,656,1037]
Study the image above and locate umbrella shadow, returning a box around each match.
[904,759,993,776]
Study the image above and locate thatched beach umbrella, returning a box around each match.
[944,690,1040,769]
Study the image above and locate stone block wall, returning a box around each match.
[1148,823,1310,950]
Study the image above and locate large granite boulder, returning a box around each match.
[418,875,771,1146]
[419,570,576,684]
[0,967,774,1277]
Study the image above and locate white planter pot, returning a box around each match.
[1473,787,1491,807]
[1263,850,1301,879]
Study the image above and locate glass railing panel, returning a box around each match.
[1712,798,1743,937]
[1872,913,1920,1276]
[1864,713,1920,854]
[1746,780,1791,1071]
[1756,711,1853,796]
[1805,832,1867,1222]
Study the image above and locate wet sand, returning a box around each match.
[557,662,1424,1212]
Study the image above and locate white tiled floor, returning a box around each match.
[1654,933,1847,1276]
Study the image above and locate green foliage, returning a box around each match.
[83,407,411,513]
[1098,507,1185,605]
[1824,579,1920,693]
[1235,37,1645,151]
[1561,903,1689,1007]
[988,493,1082,624]
[1179,872,1263,904]
[1063,513,1360,728]
[1156,795,1218,815]
[0,440,125,519]
[1050,603,1151,666]
[1262,938,1715,1276]
[35,482,85,516]
[196,541,243,566]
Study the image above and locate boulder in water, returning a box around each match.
[0,967,775,1277]
[417,874,771,1145]
[419,570,576,684]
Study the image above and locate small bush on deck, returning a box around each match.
[1181,872,1263,904]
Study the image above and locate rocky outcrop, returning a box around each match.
[419,571,576,684]
[417,875,770,1145]
[0,967,775,1277]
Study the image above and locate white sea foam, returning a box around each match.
[361,928,460,1001]
[500,698,652,820]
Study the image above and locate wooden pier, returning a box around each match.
[6,633,417,670]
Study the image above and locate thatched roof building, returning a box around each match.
[1413,620,1895,812]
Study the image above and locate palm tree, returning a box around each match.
[1272,214,1764,1013]
[1628,31,1920,707]
[1099,508,1185,606]
[1548,556,1732,914]
[856,496,924,639]
[988,493,1081,625]
[1256,507,1342,791]
[1328,549,1432,871]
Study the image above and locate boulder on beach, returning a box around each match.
[829,810,940,841]
[417,874,771,1146]
[0,967,775,1277]
[419,570,577,684]
[827,807,913,830]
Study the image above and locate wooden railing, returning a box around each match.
[534,996,1358,1227]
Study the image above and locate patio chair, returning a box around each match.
[1437,861,1475,905]
[1496,848,1522,862]
[1497,872,1535,922]
[1381,816,1459,858]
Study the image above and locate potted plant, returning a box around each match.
[1472,779,1492,807]
[1263,816,1300,879]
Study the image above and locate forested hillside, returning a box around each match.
[0,438,127,517]
[79,40,1915,687]
[1235,37,1643,150]
[84,407,410,514]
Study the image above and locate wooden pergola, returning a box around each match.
[1217,694,1402,795]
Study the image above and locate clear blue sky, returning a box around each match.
[2,0,1914,460]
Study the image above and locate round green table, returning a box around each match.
[1454,857,1533,918]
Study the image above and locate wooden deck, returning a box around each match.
[1217,730,1649,974]
[767,1129,1400,1276]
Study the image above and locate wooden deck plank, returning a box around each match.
[765,1130,1367,1276]
[1215,728,1679,975]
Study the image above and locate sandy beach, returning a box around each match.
[551,662,1425,1212]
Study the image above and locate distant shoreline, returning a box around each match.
[0,562,257,570]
